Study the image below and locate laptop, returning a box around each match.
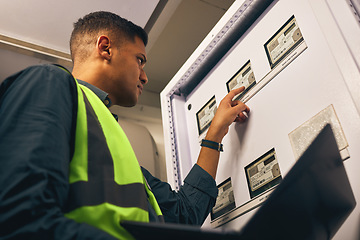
[121,124,356,240]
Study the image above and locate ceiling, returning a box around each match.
[0,0,235,122]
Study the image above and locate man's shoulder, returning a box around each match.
[1,64,77,101]
[24,64,73,79]
[3,64,73,83]
[26,64,64,70]
[19,64,76,88]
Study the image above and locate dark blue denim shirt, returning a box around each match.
[0,65,218,239]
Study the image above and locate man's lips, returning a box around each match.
[138,85,143,94]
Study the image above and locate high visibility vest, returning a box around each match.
[64,77,163,239]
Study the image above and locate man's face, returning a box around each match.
[105,36,148,107]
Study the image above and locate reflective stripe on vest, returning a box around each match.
[64,78,163,239]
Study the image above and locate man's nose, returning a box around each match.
[140,69,148,85]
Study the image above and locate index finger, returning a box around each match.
[224,86,245,102]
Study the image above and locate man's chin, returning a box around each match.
[121,99,138,108]
[124,104,136,108]
[112,96,138,107]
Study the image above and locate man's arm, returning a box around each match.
[0,65,116,240]
[142,165,218,225]
[197,87,250,179]
[143,88,249,225]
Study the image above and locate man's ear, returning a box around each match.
[97,35,111,61]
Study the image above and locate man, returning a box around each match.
[0,11,249,239]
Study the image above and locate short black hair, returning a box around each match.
[70,11,148,62]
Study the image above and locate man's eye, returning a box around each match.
[138,57,144,65]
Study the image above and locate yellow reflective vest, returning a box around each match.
[63,77,163,239]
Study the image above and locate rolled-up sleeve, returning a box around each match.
[142,164,218,225]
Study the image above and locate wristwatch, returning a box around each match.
[200,139,223,152]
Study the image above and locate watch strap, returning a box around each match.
[200,139,223,152]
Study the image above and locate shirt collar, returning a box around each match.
[77,79,112,108]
